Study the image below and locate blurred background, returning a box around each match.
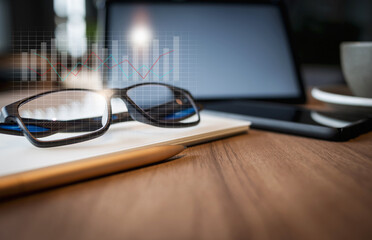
[0,0,371,90]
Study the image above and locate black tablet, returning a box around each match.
[102,0,306,103]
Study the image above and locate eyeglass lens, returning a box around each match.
[18,90,109,142]
[127,85,199,124]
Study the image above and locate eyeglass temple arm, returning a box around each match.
[0,123,25,136]
[0,111,135,137]
[0,102,203,136]
[18,102,182,134]
[16,100,201,132]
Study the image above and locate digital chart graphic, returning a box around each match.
[16,35,182,83]
[26,49,175,82]
[12,32,197,95]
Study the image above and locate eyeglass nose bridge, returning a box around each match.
[125,103,153,125]
[107,90,150,125]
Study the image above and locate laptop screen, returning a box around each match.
[106,2,303,100]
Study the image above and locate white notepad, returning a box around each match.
[0,111,250,177]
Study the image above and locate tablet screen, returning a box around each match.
[106,2,302,100]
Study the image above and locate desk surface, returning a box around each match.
[0,92,372,240]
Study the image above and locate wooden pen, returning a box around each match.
[0,145,186,199]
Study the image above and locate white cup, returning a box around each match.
[340,42,372,98]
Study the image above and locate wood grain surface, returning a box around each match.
[0,91,372,240]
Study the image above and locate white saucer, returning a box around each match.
[311,86,372,114]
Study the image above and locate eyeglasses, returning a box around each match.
[0,83,201,147]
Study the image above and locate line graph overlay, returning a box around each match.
[27,50,175,81]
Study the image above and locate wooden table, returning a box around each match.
[0,93,371,240]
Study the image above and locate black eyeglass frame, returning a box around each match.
[0,83,200,148]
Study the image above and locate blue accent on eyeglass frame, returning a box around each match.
[0,124,50,133]
[164,107,196,120]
